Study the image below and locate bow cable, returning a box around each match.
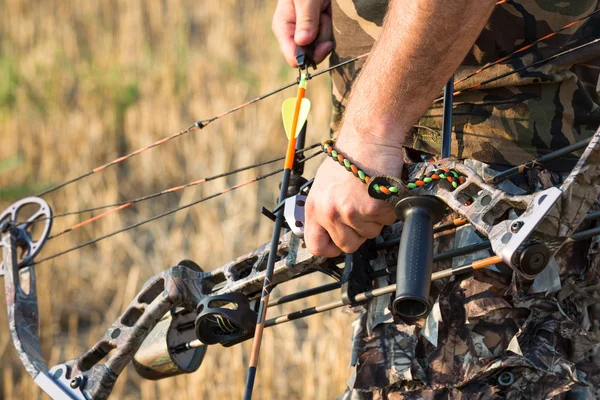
[450,7,600,89]
[47,143,320,239]
[33,56,365,198]
[30,150,323,266]
[436,36,600,101]
[28,143,320,233]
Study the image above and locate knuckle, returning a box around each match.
[305,194,316,212]
[339,240,361,254]
[325,247,343,258]
[308,238,338,257]
[308,241,325,256]
[364,226,382,239]
[363,200,383,215]
[331,231,360,254]
[304,231,322,255]
[323,204,338,222]
[297,13,316,23]
[384,214,397,226]
[339,201,359,221]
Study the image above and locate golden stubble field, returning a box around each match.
[0,1,354,398]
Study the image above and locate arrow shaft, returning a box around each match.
[244,73,308,400]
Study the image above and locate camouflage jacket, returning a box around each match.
[330,0,600,170]
[330,1,600,398]
[340,159,600,399]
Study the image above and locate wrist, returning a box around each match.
[333,125,405,177]
[339,111,410,150]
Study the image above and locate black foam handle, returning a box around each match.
[392,196,445,323]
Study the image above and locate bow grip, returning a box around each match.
[391,196,445,324]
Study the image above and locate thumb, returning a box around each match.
[294,0,320,46]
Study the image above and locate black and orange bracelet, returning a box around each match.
[320,139,466,195]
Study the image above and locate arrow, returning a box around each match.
[243,70,310,400]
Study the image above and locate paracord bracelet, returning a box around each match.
[320,139,466,194]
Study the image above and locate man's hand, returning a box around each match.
[272,0,333,67]
[304,135,402,257]
[302,0,495,257]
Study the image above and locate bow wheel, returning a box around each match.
[0,196,53,272]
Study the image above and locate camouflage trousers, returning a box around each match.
[340,159,600,400]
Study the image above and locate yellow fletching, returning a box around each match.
[281,98,311,139]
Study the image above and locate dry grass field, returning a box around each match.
[0,1,354,398]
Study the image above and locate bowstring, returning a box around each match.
[33,55,369,199]
[45,143,320,239]
[31,143,320,225]
[35,123,199,197]
[31,149,323,266]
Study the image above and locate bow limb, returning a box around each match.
[3,230,211,400]
[552,129,600,237]
[3,220,334,399]
[3,230,48,379]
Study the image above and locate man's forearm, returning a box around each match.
[341,0,496,149]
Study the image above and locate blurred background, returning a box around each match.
[0,1,354,398]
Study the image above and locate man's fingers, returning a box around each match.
[294,0,322,45]
[272,0,300,67]
[325,219,366,254]
[312,12,333,64]
[361,200,397,226]
[305,221,342,257]
[334,202,380,239]
[273,0,333,66]
[349,220,384,239]
[279,35,301,67]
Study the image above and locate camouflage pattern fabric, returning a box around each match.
[330,2,600,397]
[339,157,600,399]
[329,0,600,171]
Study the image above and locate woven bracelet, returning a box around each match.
[320,139,466,195]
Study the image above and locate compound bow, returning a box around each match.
[2,11,600,399]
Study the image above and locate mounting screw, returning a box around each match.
[497,371,515,386]
[510,221,523,233]
[70,376,82,389]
